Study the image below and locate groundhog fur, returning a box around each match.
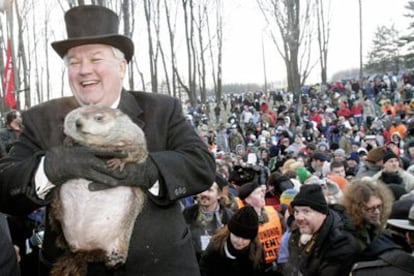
[49,105,148,276]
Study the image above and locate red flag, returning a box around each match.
[4,39,16,109]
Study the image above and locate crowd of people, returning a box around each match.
[181,75,414,275]
[1,3,414,276]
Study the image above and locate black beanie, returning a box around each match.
[228,206,259,239]
[383,150,399,163]
[238,181,261,200]
[215,173,228,190]
[291,184,328,214]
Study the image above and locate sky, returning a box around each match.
[22,0,413,102]
[220,0,411,86]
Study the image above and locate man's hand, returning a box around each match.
[44,146,126,186]
[88,158,159,191]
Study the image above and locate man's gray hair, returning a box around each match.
[63,46,125,66]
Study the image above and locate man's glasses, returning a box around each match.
[364,204,382,213]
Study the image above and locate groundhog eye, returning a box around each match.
[94,114,104,122]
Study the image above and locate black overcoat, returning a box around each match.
[0,90,215,276]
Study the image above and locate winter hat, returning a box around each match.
[215,173,229,190]
[291,184,329,214]
[389,195,414,219]
[383,150,399,164]
[311,151,329,162]
[296,167,312,184]
[238,178,261,200]
[228,206,259,239]
[387,203,414,231]
[334,148,346,158]
[347,152,360,164]
[280,188,299,208]
[366,146,385,163]
[357,147,368,156]
[327,174,348,191]
[317,141,329,150]
[229,166,259,186]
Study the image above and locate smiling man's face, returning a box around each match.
[66,44,126,106]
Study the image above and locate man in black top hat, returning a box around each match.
[0,5,215,276]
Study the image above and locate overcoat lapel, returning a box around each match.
[118,90,145,130]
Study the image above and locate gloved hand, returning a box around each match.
[44,146,126,186]
[88,157,159,191]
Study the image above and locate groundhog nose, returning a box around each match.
[75,119,83,129]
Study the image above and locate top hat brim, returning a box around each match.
[387,219,414,231]
[51,34,134,63]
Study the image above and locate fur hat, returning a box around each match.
[228,206,259,239]
[366,146,385,163]
[52,5,134,62]
[291,184,328,214]
[229,166,259,186]
[383,150,399,163]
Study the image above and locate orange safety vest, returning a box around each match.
[259,206,282,264]
[236,199,283,264]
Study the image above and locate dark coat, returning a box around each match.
[183,203,233,261]
[0,214,20,276]
[351,233,414,276]
[288,208,362,276]
[0,91,215,276]
[199,242,263,276]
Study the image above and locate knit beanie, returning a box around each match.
[383,150,399,163]
[228,206,259,239]
[280,188,299,208]
[238,180,260,200]
[291,184,329,214]
[297,167,312,184]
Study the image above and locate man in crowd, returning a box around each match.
[183,173,233,262]
[287,184,361,275]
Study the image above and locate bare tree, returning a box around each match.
[176,0,197,106]
[143,0,160,92]
[257,0,313,95]
[358,0,363,85]
[121,0,136,90]
[315,0,331,84]
[206,0,222,104]
[164,0,178,98]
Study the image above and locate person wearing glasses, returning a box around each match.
[342,179,394,261]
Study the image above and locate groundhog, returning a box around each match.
[49,105,148,276]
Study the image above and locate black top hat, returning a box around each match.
[51,5,134,62]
